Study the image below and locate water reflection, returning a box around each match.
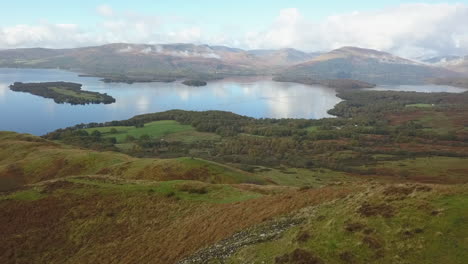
[369,85,467,93]
[0,68,466,135]
[0,83,7,101]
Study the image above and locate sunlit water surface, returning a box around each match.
[0,68,465,135]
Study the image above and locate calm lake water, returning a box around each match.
[0,68,466,135]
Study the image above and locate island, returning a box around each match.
[182,80,207,86]
[273,76,376,89]
[9,82,116,105]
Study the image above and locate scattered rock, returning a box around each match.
[178,217,305,264]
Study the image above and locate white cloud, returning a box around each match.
[0,23,94,48]
[246,4,468,58]
[0,3,467,58]
[96,5,114,17]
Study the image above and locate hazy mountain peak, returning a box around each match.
[310,46,420,66]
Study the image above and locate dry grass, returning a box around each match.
[0,179,353,264]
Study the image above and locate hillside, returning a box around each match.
[278,47,456,85]
[1,131,467,263]
[1,44,457,85]
[0,43,316,82]
[423,55,468,73]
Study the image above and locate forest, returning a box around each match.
[44,88,468,180]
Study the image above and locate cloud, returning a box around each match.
[0,3,467,58]
[0,23,94,48]
[96,5,114,17]
[246,4,468,58]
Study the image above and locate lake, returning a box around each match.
[0,68,466,135]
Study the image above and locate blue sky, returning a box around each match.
[1,1,468,58]
[2,0,465,27]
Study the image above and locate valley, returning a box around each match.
[1,82,468,262]
[2,1,468,263]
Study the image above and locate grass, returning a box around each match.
[254,166,354,187]
[176,157,266,185]
[84,120,195,143]
[228,184,468,264]
[355,156,468,183]
[0,132,263,189]
[305,126,320,132]
[405,103,434,108]
[0,188,44,201]
[67,177,262,204]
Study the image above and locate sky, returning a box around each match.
[1,1,468,58]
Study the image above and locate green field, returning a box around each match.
[84,120,196,143]
[305,126,320,132]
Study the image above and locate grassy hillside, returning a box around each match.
[278,47,456,85]
[221,184,468,264]
[0,132,264,191]
[0,131,467,263]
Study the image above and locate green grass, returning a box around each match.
[67,178,261,204]
[416,112,456,134]
[356,156,468,183]
[305,126,320,132]
[255,167,354,187]
[405,103,434,108]
[84,120,195,143]
[0,131,260,186]
[0,189,44,201]
[228,185,468,264]
[165,130,221,143]
[177,157,266,185]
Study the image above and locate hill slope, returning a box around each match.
[0,128,467,263]
[0,43,316,81]
[278,47,456,84]
[0,131,264,191]
[423,55,468,73]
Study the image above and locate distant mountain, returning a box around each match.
[0,43,262,81]
[423,55,468,74]
[278,47,457,85]
[247,48,320,66]
[0,44,459,84]
[0,43,318,81]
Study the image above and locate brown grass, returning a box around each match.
[0,184,353,264]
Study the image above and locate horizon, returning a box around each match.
[1,1,468,59]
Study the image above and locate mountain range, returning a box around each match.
[0,43,465,84]
[422,55,468,73]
